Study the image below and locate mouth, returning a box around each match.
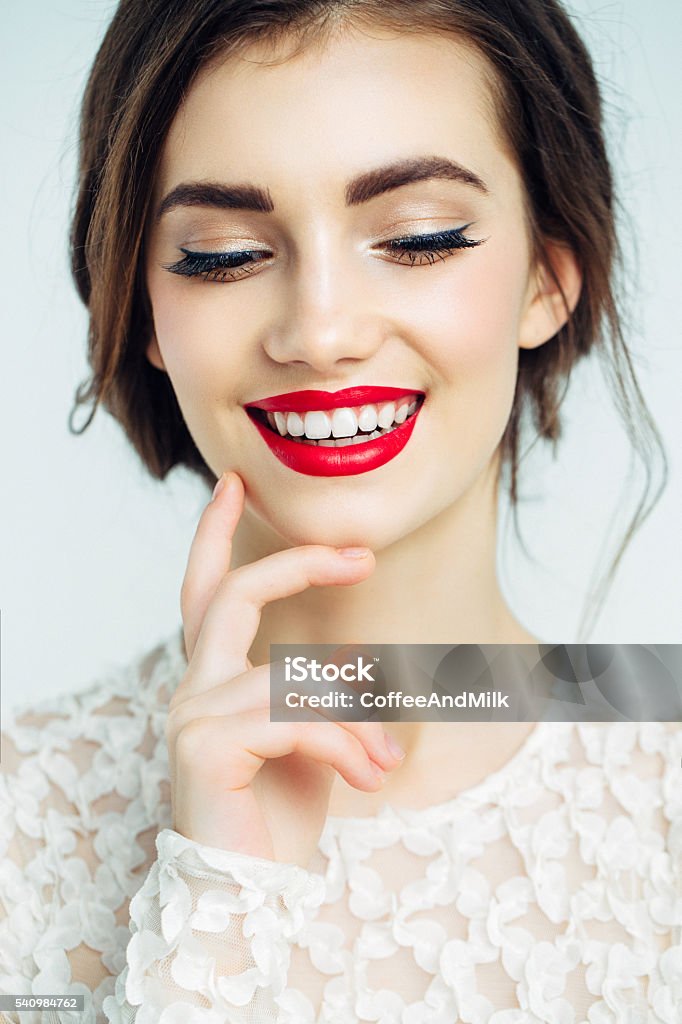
[244,388,425,477]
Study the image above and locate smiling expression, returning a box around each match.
[144,26,555,549]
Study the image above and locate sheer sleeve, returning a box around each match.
[103,829,325,1023]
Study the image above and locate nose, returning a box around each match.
[261,239,388,373]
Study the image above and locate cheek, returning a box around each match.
[452,245,526,445]
[147,270,245,401]
[405,238,529,467]
[435,239,528,370]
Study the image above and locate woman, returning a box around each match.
[1,1,679,1022]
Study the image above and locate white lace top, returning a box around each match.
[0,626,680,1024]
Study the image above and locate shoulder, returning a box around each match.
[567,719,681,782]
[568,721,682,850]
[5,625,185,735]
[2,625,186,764]
[0,625,186,863]
[533,720,681,839]
[0,627,186,1008]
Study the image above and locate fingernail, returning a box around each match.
[384,732,406,760]
[336,547,370,558]
[371,761,387,784]
[211,473,229,502]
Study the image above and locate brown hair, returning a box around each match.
[69,0,667,638]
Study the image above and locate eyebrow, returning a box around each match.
[155,155,490,220]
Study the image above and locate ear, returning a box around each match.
[145,333,166,371]
[518,240,582,350]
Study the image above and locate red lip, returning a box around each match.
[245,386,421,413]
[245,396,424,477]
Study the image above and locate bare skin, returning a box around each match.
[147,26,581,851]
[235,452,541,817]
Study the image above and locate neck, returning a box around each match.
[233,459,537,668]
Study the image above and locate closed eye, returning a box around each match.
[162,247,271,283]
[162,224,486,282]
[380,225,485,266]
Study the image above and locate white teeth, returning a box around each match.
[263,395,421,442]
[286,411,305,436]
[377,402,396,429]
[357,404,378,432]
[394,401,409,424]
[304,410,332,439]
[290,423,403,447]
[331,407,358,438]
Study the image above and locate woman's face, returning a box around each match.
[145,27,555,550]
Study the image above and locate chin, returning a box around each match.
[256,493,442,556]
[275,516,400,553]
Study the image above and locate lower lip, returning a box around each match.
[245,407,422,477]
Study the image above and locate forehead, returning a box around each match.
[157,27,520,206]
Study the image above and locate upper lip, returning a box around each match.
[245,386,423,412]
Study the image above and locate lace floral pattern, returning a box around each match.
[0,627,680,1023]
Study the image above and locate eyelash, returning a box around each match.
[163,224,484,283]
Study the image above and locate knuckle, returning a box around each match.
[345,720,377,747]
[331,723,357,762]
[164,702,185,745]
[175,716,217,761]
[167,675,193,716]
[370,721,387,743]
[221,565,247,595]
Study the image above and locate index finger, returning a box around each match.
[181,471,245,662]
[187,543,375,693]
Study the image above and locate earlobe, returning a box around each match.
[145,333,166,371]
[518,241,582,351]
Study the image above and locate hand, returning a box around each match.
[165,472,405,867]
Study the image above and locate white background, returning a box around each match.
[1,0,680,711]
